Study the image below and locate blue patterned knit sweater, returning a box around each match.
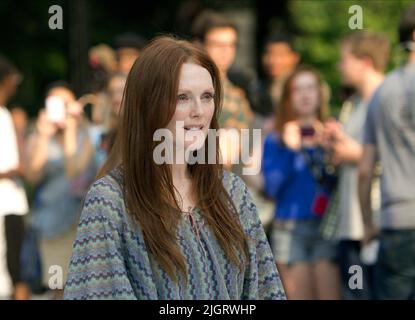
[64,168,286,300]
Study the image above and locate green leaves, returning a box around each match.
[289,0,413,114]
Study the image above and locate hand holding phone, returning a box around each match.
[282,121,301,151]
[37,109,58,137]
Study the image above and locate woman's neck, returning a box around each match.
[298,114,318,126]
[171,162,190,182]
[171,162,196,211]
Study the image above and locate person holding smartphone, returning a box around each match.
[262,65,341,299]
[24,81,95,299]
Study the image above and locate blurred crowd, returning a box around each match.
[0,4,415,300]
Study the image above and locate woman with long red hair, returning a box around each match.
[64,36,286,300]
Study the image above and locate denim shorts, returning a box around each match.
[271,217,338,265]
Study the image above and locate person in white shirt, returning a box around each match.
[0,55,29,300]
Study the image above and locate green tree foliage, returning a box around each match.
[1,0,413,116]
[289,0,413,113]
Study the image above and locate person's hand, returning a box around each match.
[64,112,78,133]
[36,109,57,138]
[67,101,83,119]
[282,121,301,151]
[321,118,343,151]
[62,101,83,131]
[363,223,380,246]
[330,135,362,165]
[303,121,324,147]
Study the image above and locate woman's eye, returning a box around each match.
[177,94,190,102]
[201,93,214,101]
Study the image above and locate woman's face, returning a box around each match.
[165,62,215,153]
[108,75,126,115]
[291,72,320,117]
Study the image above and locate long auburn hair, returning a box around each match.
[275,65,329,133]
[98,36,249,281]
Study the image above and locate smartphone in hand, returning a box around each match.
[45,96,66,124]
[300,126,316,137]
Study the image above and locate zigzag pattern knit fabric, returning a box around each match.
[64,168,286,300]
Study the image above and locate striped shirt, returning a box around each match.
[64,168,286,300]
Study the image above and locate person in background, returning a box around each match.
[89,44,117,75]
[258,34,331,135]
[359,4,415,300]
[113,32,147,74]
[191,11,274,228]
[252,34,302,229]
[263,65,341,299]
[106,72,127,129]
[24,81,95,299]
[93,72,127,170]
[87,43,117,127]
[259,34,300,120]
[10,106,29,166]
[0,55,30,300]
[85,44,125,172]
[322,31,390,300]
[192,10,253,172]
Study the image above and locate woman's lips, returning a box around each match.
[184,125,204,131]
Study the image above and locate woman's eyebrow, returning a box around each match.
[177,87,215,93]
[177,89,192,94]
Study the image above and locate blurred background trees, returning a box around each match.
[0,0,413,116]
[289,0,413,112]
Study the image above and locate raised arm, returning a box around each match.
[24,111,54,184]
[63,118,94,179]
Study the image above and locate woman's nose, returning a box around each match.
[190,99,204,117]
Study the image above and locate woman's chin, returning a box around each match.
[184,143,205,152]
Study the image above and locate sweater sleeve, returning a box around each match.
[64,177,136,300]
[262,134,296,199]
[230,174,286,300]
